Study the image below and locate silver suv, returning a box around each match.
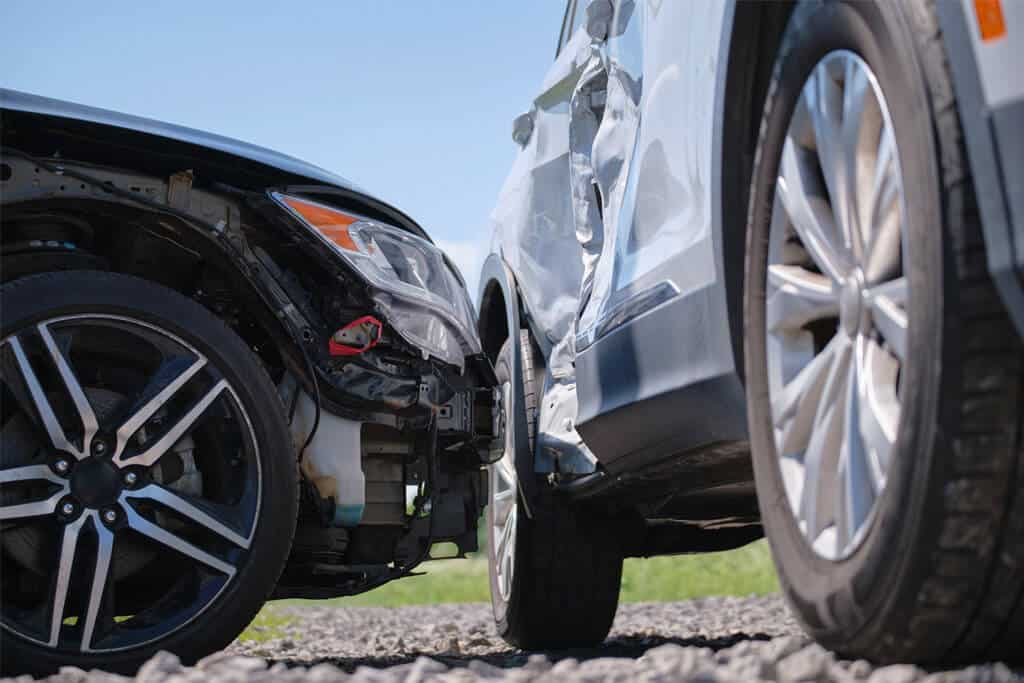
[477,0,1024,665]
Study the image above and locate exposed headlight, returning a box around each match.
[271,192,480,368]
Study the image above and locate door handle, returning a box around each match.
[512,110,535,147]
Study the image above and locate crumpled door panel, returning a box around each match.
[529,0,642,474]
[575,0,642,337]
[492,0,731,474]
[577,0,723,350]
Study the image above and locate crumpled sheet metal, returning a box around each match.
[489,0,729,473]
[536,0,642,474]
[576,0,721,348]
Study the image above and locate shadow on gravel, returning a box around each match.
[265,632,776,673]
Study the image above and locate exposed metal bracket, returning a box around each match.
[166,169,194,210]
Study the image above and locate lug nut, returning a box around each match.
[92,440,107,456]
[54,459,70,474]
[102,509,117,524]
[61,501,75,516]
[123,471,138,486]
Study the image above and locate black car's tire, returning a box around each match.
[0,271,298,676]
[744,0,1024,665]
[487,331,623,650]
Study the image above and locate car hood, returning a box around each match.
[1,88,366,193]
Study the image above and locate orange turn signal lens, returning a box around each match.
[281,196,360,252]
[975,0,1007,42]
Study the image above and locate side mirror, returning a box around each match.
[512,111,535,147]
[585,0,614,41]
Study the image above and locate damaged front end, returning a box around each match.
[0,93,499,600]
[252,190,500,598]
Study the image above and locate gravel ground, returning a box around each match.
[6,595,1021,682]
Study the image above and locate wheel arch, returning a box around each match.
[477,254,540,516]
[716,0,796,382]
[478,264,511,365]
[0,195,306,385]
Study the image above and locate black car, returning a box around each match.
[0,89,496,675]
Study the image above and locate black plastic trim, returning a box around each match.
[574,283,748,473]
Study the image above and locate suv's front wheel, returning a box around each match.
[486,331,622,649]
[744,0,1024,665]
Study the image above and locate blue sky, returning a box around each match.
[0,1,569,297]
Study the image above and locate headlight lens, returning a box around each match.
[272,192,480,368]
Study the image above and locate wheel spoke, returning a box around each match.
[863,126,901,283]
[123,484,250,549]
[0,490,66,521]
[492,486,516,524]
[81,513,115,652]
[839,343,878,545]
[855,337,900,482]
[868,277,908,361]
[841,56,883,258]
[115,379,227,469]
[0,463,66,486]
[112,356,207,461]
[766,264,840,332]
[37,324,99,457]
[5,336,82,458]
[806,61,859,254]
[799,342,851,540]
[778,137,851,282]
[496,453,516,486]
[495,507,515,560]
[494,505,517,588]
[496,506,516,598]
[123,504,235,576]
[772,335,848,457]
[49,516,86,646]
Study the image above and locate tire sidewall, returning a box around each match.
[744,1,946,647]
[0,271,297,674]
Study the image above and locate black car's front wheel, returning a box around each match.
[744,0,1023,665]
[0,271,297,675]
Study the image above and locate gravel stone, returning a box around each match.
[6,595,1022,682]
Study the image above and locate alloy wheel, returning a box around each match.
[489,380,517,603]
[765,51,908,560]
[0,314,261,653]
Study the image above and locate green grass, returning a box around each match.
[237,539,779,642]
[282,539,777,609]
[618,539,779,602]
[238,607,295,643]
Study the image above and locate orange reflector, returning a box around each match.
[282,196,360,251]
[975,0,1007,42]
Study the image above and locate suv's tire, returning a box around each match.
[744,0,1024,665]
[0,271,298,675]
[487,331,623,649]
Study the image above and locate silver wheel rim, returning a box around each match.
[0,314,261,652]
[489,380,517,603]
[766,51,908,560]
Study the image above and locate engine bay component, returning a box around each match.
[291,390,366,527]
[360,424,412,526]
